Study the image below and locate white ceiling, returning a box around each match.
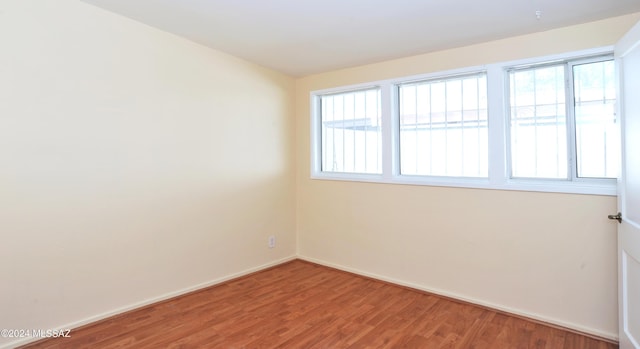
[81,0,640,77]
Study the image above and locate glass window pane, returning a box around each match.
[320,88,382,174]
[573,60,619,179]
[399,74,488,177]
[509,65,568,179]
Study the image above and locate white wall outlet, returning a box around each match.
[268,235,276,248]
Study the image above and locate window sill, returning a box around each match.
[310,173,617,196]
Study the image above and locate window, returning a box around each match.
[508,64,568,179]
[311,48,618,195]
[399,73,488,177]
[573,60,618,178]
[507,57,618,180]
[319,88,381,174]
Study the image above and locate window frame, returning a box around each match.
[310,46,617,196]
[568,56,619,181]
[505,54,617,183]
[397,72,489,178]
[316,87,383,175]
[505,61,571,181]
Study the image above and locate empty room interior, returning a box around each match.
[2,0,640,348]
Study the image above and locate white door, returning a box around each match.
[615,20,640,349]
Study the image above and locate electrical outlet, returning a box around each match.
[268,235,276,248]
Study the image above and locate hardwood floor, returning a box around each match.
[19,260,617,349]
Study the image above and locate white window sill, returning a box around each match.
[310,173,617,196]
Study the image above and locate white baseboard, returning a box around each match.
[297,255,618,342]
[1,255,297,349]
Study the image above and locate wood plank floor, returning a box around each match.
[19,260,617,349]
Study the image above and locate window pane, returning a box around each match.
[398,74,488,177]
[320,88,382,174]
[573,60,619,178]
[509,65,568,179]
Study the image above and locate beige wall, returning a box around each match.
[0,1,296,347]
[296,14,640,340]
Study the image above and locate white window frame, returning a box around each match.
[310,46,617,196]
[568,56,618,180]
[397,72,489,178]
